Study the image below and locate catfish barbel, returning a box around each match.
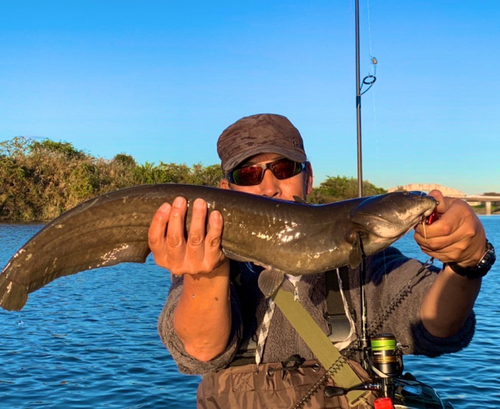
[0,184,437,310]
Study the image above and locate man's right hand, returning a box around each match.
[148,196,228,276]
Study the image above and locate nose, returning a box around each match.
[258,169,281,198]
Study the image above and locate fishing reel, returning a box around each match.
[325,333,404,402]
[324,334,452,408]
[368,333,404,398]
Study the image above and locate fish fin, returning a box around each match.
[258,268,285,298]
[222,248,252,263]
[348,233,363,269]
[293,196,308,204]
[0,276,27,311]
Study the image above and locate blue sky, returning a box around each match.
[1,1,499,194]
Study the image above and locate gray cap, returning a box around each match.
[217,113,307,174]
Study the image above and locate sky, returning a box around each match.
[1,1,499,195]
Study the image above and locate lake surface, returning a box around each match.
[1,217,499,408]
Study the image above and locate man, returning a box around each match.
[149,114,491,408]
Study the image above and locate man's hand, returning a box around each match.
[414,190,486,267]
[148,196,228,276]
[416,190,486,337]
[149,197,231,361]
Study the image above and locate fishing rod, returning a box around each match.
[347,5,450,408]
[355,0,363,199]
[355,0,377,198]
[355,0,377,371]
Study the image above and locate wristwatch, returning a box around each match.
[446,240,496,279]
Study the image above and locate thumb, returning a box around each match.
[428,189,453,214]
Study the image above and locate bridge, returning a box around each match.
[388,183,498,215]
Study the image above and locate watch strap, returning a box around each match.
[447,240,495,279]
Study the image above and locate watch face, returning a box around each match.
[481,242,496,269]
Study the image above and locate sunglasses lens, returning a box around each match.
[229,159,304,186]
[270,159,301,180]
[231,166,264,186]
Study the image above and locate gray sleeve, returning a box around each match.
[157,274,243,375]
[358,247,475,357]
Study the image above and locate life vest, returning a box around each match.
[229,263,353,365]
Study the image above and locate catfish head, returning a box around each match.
[345,191,437,268]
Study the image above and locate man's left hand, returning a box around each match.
[414,189,486,267]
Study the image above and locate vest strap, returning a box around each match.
[272,286,368,405]
[324,267,353,342]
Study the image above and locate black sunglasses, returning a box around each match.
[227,158,307,186]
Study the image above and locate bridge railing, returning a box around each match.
[448,195,499,215]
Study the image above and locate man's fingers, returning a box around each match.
[148,202,171,249]
[203,210,225,271]
[205,210,224,250]
[149,197,226,275]
[414,194,466,240]
[186,198,208,257]
[166,197,187,256]
[414,219,453,242]
[414,195,485,264]
[428,189,453,214]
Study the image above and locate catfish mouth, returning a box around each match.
[352,207,435,240]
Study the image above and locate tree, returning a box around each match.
[31,139,86,160]
[309,175,386,204]
[113,153,136,167]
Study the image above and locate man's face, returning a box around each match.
[219,153,313,201]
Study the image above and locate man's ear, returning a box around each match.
[220,179,230,190]
[305,162,313,195]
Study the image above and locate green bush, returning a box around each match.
[310,176,386,204]
[0,137,224,221]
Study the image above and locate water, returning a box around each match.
[396,216,500,408]
[0,224,200,408]
[1,217,500,408]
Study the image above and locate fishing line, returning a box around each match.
[359,0,379,178]
[364,0,384,311]
[365,0,381,196]
[367,0,374,60]
[364,0,377,128]
[360,0,377,96]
